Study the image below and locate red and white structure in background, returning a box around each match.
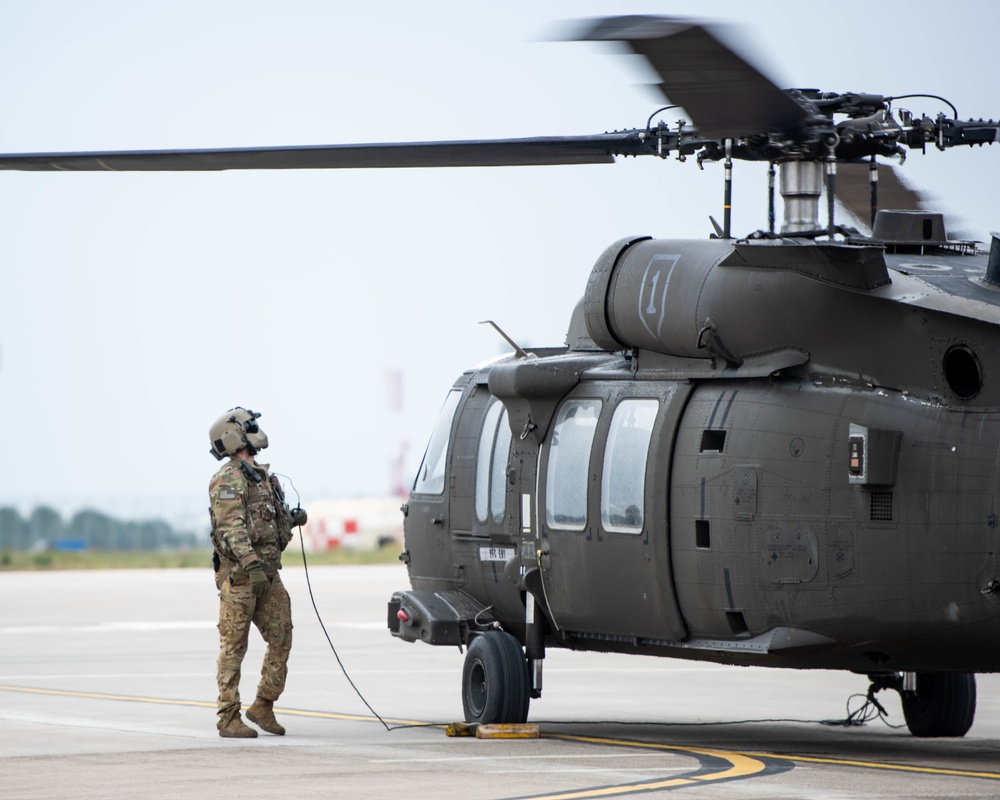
[299,496,403,552]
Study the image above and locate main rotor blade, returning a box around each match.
[0,135,630,172]
[578,15,813,140]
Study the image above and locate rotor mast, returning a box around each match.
[779,161,824,234]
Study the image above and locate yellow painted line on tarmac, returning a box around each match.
[551,733,1000,783]
[0,685,215,708]
[552,734,763,780]
[525,733,1000,799]
[5,685,1000,785]
[0,685,425,727]
[740,750,1000,781]
[522,734,766,799]
[512,777,698,800]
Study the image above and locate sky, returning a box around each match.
[1,0,998,530]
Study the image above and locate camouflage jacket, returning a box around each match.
[209,457,293,575]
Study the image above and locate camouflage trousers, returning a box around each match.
[216,571,293,729]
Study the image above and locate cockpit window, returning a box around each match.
[601,399,658,533]
[475,401,505,523]
[490,408,512,524]
[412,390,461,495]
[545,398,601,530]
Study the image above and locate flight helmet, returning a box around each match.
[209,407,269,460]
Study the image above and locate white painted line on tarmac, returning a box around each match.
[0,711,215,740]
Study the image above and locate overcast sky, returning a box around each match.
[1,0,998,527]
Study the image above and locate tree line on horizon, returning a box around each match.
[0,505,202,552]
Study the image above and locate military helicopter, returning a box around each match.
[3,16,999,738]
[385,18,1000,738]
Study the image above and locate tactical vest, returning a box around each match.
[209,459,294,585]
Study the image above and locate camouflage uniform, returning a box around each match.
[209,456,295,731]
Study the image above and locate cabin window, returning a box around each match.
[545,398,602,530]
[475,401,510,524]
[601,399,658,533]
[412,389,462,495]
[700,429,726,452]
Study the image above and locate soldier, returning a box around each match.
[208,407,306,738]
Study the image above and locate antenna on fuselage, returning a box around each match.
[480,320,529,359]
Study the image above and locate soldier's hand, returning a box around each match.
[290,506,308,528]
[246,561,269,598]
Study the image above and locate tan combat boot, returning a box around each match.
[218,714,258,738]
[246,697,285,736]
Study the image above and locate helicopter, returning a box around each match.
[385,17,1000,738]
[2,15,999,738]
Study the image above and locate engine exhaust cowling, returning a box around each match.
[584,238,734,359]
[583,237,890,364]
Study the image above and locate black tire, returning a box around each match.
[461,631,530,724]
[900,672,976,737]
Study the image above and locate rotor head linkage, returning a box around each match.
[722,139,734,239]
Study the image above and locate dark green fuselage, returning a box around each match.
[399,229,1000,674]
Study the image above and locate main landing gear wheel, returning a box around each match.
[900,672,976,737]
[462,631,530,724]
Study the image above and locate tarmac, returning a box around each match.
[2,563,1000,799]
